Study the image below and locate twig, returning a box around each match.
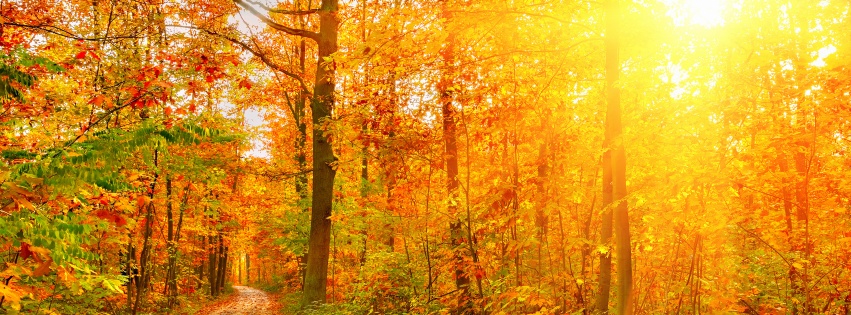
[736,223,791,267]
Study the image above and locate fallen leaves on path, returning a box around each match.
[196,286,281,315]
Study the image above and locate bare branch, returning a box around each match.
[242,0,318,15]
[1,21,141,42]
[736,223,791,267]
[250,168,314,181]
[179,25,312,95]
[233,0,319,41]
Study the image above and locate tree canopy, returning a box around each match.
[1,0,851,314]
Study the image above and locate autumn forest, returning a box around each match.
[1,0,850,314]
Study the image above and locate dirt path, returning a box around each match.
[199,286,280,315]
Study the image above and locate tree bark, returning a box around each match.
[208,234,219,296]
[295,37,308,200]
[439,0,471,310]
[595,140,614,315]
[133,149,158,315]
[217,243,227,292]
[604,1,633,314]
[302,0,339,306]
[164,177,177,308]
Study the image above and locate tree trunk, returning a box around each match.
[133,149,158,315]
[439,0,471,310]
[302,0,339,306]
[125,244,137,311]
[595,140,614,315]
[164,178,177,308]
[198,235,205,290]
[295,37,308,200]
[605,1,633,314]
[217,243,227,292]
[208,234,219,296]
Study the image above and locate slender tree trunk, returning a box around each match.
[439,1,470,310]
[535,141,549,247]
[360,122,370,263]
[295,37,308,200]
[164,178,178,308]
[605,1,633,314]
[303,0,340,306]
[125,244,137,311]
[198,235,205,290]
[133,149,158,315]
[217,243,227,292]
[208,234,219,296]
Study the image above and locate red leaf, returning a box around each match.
[94,209,111,220]
[164,107,173,116]
[20,242,32,260]
[88,95,105,106]
[75,51,87,59]
[95,209,127,227]
[238,78,252,90]
[88,51,101,61]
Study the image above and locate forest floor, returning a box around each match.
[196,286,282,315]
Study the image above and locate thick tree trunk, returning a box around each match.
[604,1,633,314]
[595,142,614,315]
[302,0,339,306]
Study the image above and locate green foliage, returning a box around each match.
[0,48,64,102]
[1,149,37,160]
[6,120,238,194]
[0,206,125,314]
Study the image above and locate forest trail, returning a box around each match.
[199,286,280,315]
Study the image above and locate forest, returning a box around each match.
[1,0,850,314]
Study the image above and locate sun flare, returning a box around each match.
[665,0,727,27]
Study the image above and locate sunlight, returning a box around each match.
[664,0,727,27]
[810,45,837,67]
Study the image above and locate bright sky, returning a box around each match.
[663,0,726,27]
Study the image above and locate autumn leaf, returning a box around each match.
[88,94,105,106]
[19,242,32,260]
[32,260,52,277]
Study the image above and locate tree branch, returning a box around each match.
[0,21,141,42]
[241,0,318,15]
[736,223,791,267]
[250,168,313,181]
[232,0,319,41]
[186,26,312,95]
